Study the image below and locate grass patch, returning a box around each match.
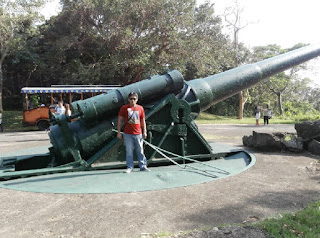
[2,110,38,132]
[2,111,318,132]
[149,201,320,238]
[255,201,320,237]
[195,112,298,124]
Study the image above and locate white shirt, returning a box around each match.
[263,108,272,117]
[55,105,66,115]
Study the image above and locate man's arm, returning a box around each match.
[141,118,147,139]
[117,115,123,139]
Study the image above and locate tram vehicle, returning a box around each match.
[21,85,119,130]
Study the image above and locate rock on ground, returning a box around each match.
[158,226,270,238]
[141,226,271,238]
[295,120,320,141]
[308,139,320,156]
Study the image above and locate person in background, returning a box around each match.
[65,103,72,116]
[255,103,261,126]
[117,92,150,173]
[49,105,56,114]
[28,99,34,109]
[54,101,66,115]
[263,104,272,125]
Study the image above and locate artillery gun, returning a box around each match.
[1,44,320,180]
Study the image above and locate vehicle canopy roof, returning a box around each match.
[21,86,119,94]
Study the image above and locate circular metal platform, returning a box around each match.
[0,144,255,194]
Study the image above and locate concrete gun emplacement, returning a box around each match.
[1,44,320,180]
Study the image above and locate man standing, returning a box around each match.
[117,92,150,173]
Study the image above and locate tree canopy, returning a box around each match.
[246,44,318,117]
[33,0,235,85]
[0,0,45,111]
[1,0,319,119]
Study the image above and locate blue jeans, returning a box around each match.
[123,133,147,169]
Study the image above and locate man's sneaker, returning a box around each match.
[140,167,151,172]
[125,168,133,173]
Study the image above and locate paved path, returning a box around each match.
[0,124,319,238]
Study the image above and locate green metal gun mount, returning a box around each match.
[1,44,320,180]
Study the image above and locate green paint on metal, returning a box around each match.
[187,44,320,111]
[0,143,255,194]
[1,45,319,181]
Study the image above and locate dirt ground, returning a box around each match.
[0,124,319,238]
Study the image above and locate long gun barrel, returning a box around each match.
[49,44,320,165]
[71,44,320,122]
[185,44,320,112]
[1,44,320,180]
[71,70,185,124]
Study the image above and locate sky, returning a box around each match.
[199,0,320,87]
[42,0,320,87]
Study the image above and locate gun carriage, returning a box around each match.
[1,44,320,180]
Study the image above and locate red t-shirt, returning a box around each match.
[119,104,145,135]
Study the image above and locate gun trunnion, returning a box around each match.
[1,44,320,180]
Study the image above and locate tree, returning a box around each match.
[31,0,234,87]
[308,87,320,110]
[2,0,237,110]
[247,44,312,116]
[0,0,45,111]
[268,72,290,115]
[223,0,253,119]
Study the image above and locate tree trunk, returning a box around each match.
[238,92,243,119]
[277,92,283,115]
[0,46,8,113]
[0,64,3,112]
[238,90,248,119]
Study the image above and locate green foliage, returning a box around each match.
[309,87,320,110]
[2,0,241,111]
[204,44,320,119]
[146,200,320,237]
[206,95,239,116]
[1,0,237,101]
[256,201,320,238]
[246,44,320,117]
[196,112,298,124]
[278,110,320,122]
[197,111,320,124]
[31,0,234,86]
[2,95,22,110]
[30,94,40,107]
[0,0,46,110]
[3,110,308,132]
[1,0,319,121]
